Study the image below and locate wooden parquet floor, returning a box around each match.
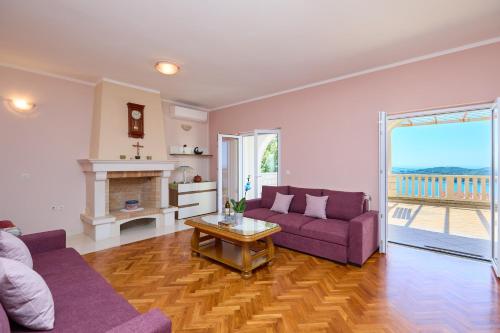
[84,230,500,333]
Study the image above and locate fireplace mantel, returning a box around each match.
[78,159,175,172]
[78,159,177,241]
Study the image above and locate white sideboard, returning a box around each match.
[169,181,217,219]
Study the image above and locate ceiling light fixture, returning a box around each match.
[155,61,179,75]
[7,99,36,113]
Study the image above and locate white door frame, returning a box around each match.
[378,112,388,253]
[492,98,500,277]
[217,133,243,212]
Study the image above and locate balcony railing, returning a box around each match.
[388,174,490,205]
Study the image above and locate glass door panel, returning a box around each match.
[217,134,242,212]
[242,135,256,200]
[256,130,280,198]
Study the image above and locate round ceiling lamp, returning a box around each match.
[155,61,180,75]
[6,98,36,113]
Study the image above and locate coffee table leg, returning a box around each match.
[215,237,222,256]
[241,242,252,279]
[191,228,200,257]
[266,236,275,266]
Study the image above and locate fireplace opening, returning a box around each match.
[108,175,160,214]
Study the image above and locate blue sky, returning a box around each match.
[391,121,491,169]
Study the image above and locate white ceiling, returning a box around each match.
[1,0,500,110]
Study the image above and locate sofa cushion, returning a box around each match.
[12,248,139,333]
[270,192,294,214]
[322,189,365,221]
[0,303,9,333]
[304,194,328,219]
[289,187,322,214]
[261,186,289,208]
[0,258,54,330]
[0,230,33,268]
[267,213,316,234]
[244,208,281,221]
[300,219,349,246]
[32,247,88,276]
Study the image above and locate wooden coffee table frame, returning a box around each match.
[185,218,281,278]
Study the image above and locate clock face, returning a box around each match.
[131,110,142,120]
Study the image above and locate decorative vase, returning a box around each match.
[125,200,139,210]
[235,212,244,223]
[193,175,202,183]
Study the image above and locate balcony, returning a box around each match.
[388,173,491,259]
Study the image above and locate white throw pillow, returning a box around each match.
[304,194,329,219]
[0,257,55,330]
[0,230,33,268]
[270,192,294,214]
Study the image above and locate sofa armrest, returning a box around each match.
[347,211,379,266]
[105,309,171,333]
[20,229,66,255]
[245,198,262,211]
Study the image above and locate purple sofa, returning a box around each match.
[0,230,171,333]
[244,186,379,266]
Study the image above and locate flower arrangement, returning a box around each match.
[231,176,252,214]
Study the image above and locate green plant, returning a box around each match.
[230,198,246,213]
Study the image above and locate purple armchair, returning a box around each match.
[244,186,379,266]
[1,230,171,333]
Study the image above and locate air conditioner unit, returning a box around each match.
[169,105,208,122]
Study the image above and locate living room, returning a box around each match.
[1,1,500,332]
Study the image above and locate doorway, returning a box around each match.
[217,129,281,211]
[379,100,500,275]
[389,108,491,259]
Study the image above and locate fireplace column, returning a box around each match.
[81,171,115,240]
[159,170,176,226]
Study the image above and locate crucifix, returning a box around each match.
[132,141,144,159]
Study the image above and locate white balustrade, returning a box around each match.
[388,174,490,203]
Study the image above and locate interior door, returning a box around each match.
[492,99,500,277]
[378,112,388,253]
[217,134,242,212]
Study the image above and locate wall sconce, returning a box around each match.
[181,124,192,131]
[6,98,36,113]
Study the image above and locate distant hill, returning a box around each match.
[392,167,491,175]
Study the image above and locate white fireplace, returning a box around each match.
[78,159,177,241]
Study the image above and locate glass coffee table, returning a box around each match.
[185,214,282,278]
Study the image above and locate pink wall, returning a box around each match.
[209,42,500,209]
[0,67,93,235]
[0,67,212,236]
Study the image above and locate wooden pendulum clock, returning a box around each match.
[127,102,145,139]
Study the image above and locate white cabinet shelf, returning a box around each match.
[169,181,216,219]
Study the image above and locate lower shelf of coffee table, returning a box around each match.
[195,239,269,272]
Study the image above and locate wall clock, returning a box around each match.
[127,102,145,138]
